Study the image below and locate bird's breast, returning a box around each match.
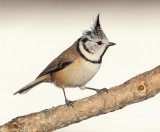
[52,57,101,88]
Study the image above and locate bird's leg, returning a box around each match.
[62,88,73,108]
[85,87,108,93]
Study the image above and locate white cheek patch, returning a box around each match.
[79,41,106,62]
[85,41,97,54]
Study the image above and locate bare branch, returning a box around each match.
[0,65,160,132]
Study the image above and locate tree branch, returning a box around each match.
[0,66,160,132]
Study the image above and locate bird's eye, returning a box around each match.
[97,41,102,45]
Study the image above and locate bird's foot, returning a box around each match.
[86,87,108,93]
[96,88,108,93]
[65,99,74,108]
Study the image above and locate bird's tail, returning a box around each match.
[13,74,52,95]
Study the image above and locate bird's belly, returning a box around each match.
[53,58,101,88]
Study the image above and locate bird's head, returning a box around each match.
[78,14,116,63]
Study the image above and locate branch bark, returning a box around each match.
[0,65,160,132]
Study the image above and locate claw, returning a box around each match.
[65,99,74,108]
[96,88,108,93]
[86,87,108,93]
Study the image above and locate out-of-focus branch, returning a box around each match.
[0,66,160,132]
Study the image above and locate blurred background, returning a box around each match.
[0,0,160,131]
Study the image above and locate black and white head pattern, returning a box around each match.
[83,14,106,41]
[78,14,109,63]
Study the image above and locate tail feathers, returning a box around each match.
[13,74,51,95]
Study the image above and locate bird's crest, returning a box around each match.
[82,14,106,41]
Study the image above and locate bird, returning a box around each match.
[14,14,116,107]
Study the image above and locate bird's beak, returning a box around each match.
[109,42,116,46]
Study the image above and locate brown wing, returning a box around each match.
[36,39,80,79]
